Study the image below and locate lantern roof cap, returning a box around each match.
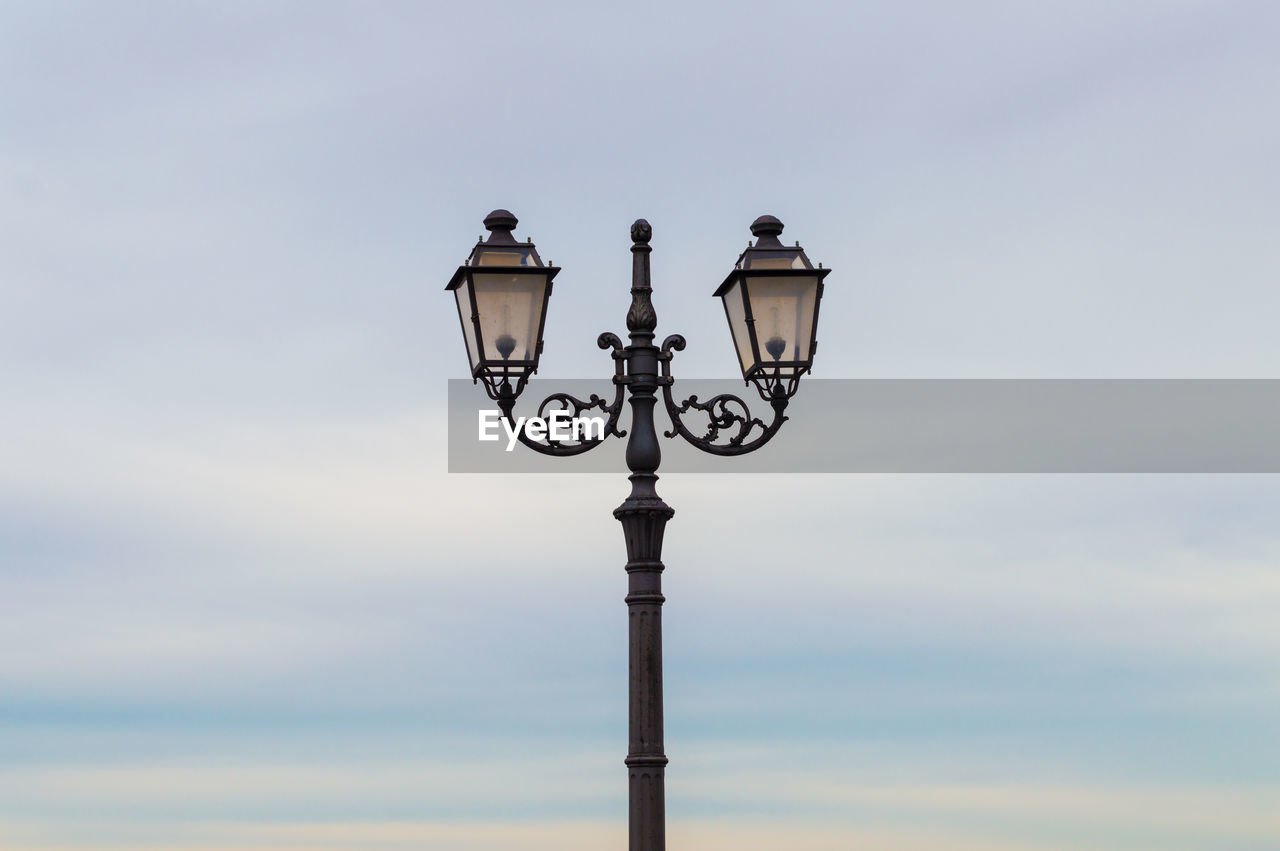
[465,209,546,267]
[733,214,818,271]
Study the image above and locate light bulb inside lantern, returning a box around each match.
[495,302,516,360]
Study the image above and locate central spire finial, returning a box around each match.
[631,219,652,245]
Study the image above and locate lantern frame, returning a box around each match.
[713,215,831,398]
[445,210,560,400]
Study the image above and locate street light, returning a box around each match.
[445,211,831,851]
[445,209,559,400]
[716,214,830,399]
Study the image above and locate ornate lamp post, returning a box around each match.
[445,211,831,851]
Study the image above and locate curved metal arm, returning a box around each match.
[495,332,628,457]
[658,334,790,456]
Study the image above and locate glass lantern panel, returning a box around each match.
[719,279,756,375]
[743,275,820,365]
[453,277,481,371]
[474,246,537,267]
[743,249,807,270]
[471,272,547,364]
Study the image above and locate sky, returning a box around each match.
[2,1,1279,849]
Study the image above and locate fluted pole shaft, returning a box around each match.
[613,219,673,851]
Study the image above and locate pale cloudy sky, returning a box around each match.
[2,1,1279,849]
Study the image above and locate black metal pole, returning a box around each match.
[613,219,673,851]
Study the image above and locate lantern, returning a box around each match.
[446,210,559,398]
[714,215,830,395]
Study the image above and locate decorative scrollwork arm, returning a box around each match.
[494,331,628,457]
[658,334,790,456]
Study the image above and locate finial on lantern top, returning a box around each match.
[481,209,519,245]
[631,218,652,245]
[750,214,783,237]
[749,215,785,249]
[484,209,518,232]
